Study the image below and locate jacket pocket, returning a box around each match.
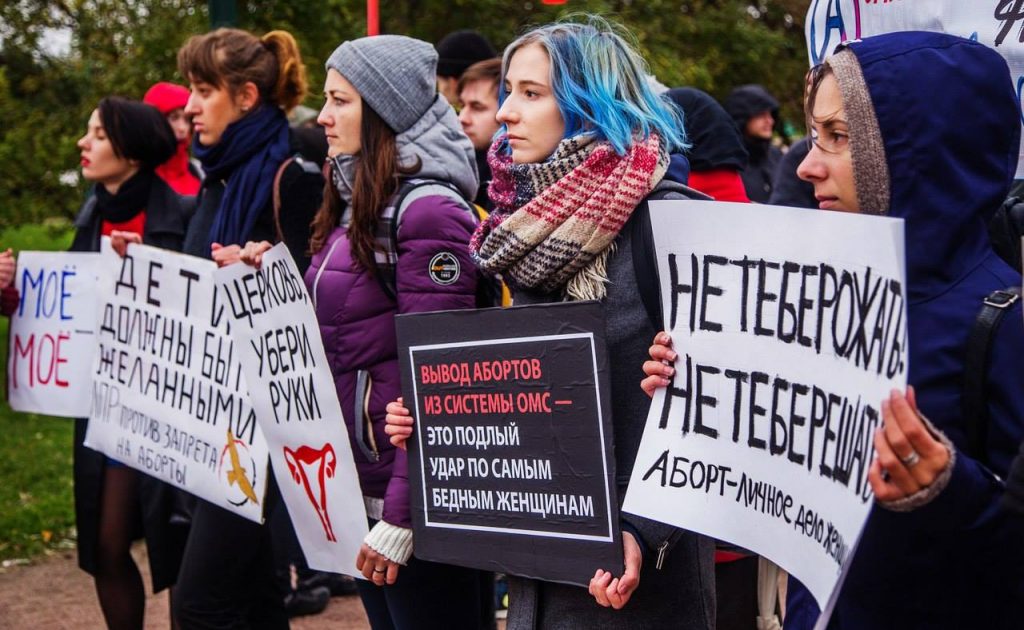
[353,369,380,462]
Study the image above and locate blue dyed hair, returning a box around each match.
[499,15,686,156]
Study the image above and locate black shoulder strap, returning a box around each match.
[962,287,1021,463]
[377,179,472,301]
[630,181,712,330]
[631,198,662,330]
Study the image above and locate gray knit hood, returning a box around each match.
[395,95,479,200]
[329,95,479,205]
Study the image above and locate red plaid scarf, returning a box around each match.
[471,132,668,300]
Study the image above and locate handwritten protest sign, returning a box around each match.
[805,0,1024,177]
[397,302,621,585]
[623,201,907,613]
[84,240,268,522]
[7,252,104,417]
[213,244,367,575]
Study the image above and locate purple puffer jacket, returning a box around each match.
[305,194,479,529]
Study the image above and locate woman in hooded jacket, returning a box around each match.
[240,34,488,630]
[385,17,717,630]
[644,31,1024,630]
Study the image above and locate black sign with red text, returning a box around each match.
[396,301,621,585]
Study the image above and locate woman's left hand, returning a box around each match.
[588,531,642,610]
[0,248,15,287]
[211,242,242,268]
[356,543,400,586]
[868,386,951,501]
[109,231,142,258]
[239,240,274,268]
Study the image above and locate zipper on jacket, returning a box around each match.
[656,541,670,570]
[353,370,380,462]
[311,236,344,308]
[655,528,685,570]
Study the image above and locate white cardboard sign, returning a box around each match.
[213,244,368,576]
[805,0,1024,177]
[7,252,104,417]
[84,240,269,522]
[623,201,907,615]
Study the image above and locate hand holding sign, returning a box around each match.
[109,231,142,257]
[239,241,274,269]
[385,397,413,450]
[869,387,952,502]
[0,248,15,287]
[641,331,677,398]
[588,531,642,610]
[210,242,242,268]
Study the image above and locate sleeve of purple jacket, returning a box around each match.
[380,194,480,528]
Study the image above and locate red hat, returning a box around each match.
[143,82,189,115]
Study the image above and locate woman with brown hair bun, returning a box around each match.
[168,27,323,628]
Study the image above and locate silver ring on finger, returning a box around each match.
[900,450,921,468]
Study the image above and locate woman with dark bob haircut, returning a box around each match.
[71,95,192,630]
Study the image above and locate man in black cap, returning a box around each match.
[435,29,497,105]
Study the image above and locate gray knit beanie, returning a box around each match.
[827,48,890,215]
[326,35,438,134]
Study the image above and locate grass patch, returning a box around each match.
[0,222,78,561]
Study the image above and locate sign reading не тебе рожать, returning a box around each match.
[622,200,907,624]
[213,243,368,576]
[84,240,269,522]
[397,302,622,586]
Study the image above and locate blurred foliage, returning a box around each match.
[1,0,810,229]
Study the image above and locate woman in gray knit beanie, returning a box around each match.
[241,34,485,629]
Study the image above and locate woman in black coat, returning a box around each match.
[71,96,191,630]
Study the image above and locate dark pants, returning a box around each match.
[716,555,760,630]
[357,553,486,630]
[173,478,287,629]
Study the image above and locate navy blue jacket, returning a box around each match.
[788,32,1024,630]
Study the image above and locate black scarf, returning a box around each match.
[93,170,154,224]
[191,105,290,247]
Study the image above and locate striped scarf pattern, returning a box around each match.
[471,132,668,300]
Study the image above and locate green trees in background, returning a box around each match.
[0,0,810,228]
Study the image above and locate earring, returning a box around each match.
[241,105,250,112]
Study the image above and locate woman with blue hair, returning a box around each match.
[387,16,716,628]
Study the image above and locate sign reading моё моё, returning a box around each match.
[397,302,622,586]
[624,200,907,621]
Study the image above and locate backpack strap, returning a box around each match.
[631,198,662,329]
[375,178,475,301]
[962,287,1021,463]
[630,181,712,330]
[272,156,298,242]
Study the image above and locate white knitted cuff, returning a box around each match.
[364,521,414,565]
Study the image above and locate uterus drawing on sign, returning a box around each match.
[283,443,338,542]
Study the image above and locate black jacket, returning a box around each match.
[184,147,322,274]
[71,175,193,592]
